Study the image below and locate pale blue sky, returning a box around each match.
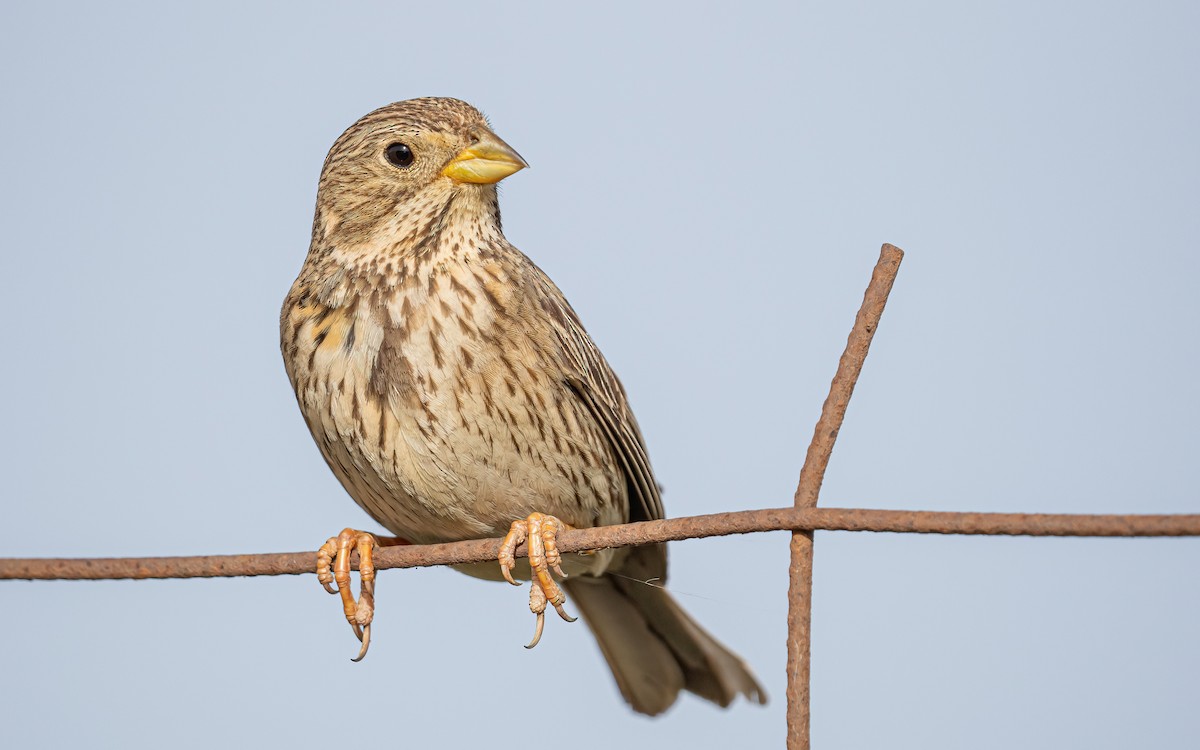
[1,2,1197,748]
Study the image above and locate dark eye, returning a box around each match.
[385,142,414,168]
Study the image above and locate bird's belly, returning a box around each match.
[360,368,626,542]
[296,314,626,545]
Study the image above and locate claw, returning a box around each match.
[351,624,371,662]
[525,613,545,649]
[499,512,578,648]
[315,528,379,661]
[553,602,577,623]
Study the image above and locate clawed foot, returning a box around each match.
[498,512,578,648]
[317,528,379,662]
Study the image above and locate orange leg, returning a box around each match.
[498,512,578,648]
[316,529,408,662]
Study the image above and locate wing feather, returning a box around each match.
[529,267,665,524]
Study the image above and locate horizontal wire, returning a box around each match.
[2,505,1197,581]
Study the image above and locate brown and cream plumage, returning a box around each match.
[280,97,764,715]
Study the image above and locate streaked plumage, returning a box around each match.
[281,97,764,714]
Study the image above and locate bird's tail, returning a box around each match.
[563,554,766,716]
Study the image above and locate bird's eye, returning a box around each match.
[385,143,415,168]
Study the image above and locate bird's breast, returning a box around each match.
[282,258,626,544]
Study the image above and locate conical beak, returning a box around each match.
[441,132,528,184]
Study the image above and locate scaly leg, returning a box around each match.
[316,529,407,662]
[498,512,578,648]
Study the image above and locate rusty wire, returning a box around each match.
[1,506,1197,581]
[2,242,1197,750]
[786,243,905,748]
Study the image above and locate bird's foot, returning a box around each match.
[316,529,407,662]
[498,512,579,649]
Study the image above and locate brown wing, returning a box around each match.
[529,267,665,525]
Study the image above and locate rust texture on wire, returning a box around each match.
[787,243,904,749]
[3,506,1197,582]
[794,245,905,508]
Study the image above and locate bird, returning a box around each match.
[280,97,765,715]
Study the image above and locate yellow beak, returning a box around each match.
[440,132,528,184]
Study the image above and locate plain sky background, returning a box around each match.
[1,2,1197,748]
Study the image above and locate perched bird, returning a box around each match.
[280,97,765,715]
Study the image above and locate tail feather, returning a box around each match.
[612,575,766,708]
[565,575,686,715]
[564,556,766,715]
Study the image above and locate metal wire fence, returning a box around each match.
[3,244,1197,749]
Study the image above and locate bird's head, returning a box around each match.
[312,97,527,252]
